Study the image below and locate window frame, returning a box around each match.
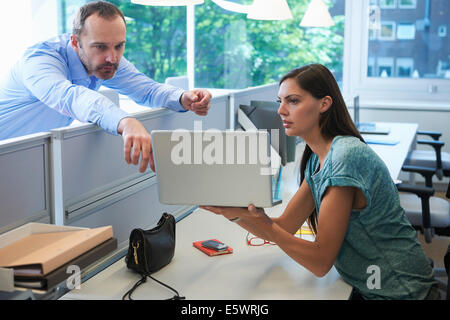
[343,0,450,107]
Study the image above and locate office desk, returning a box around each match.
[363,122,418,180]
[60,207,352,300]
[59,122,417,301]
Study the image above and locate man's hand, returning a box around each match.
[180,89,212,116]
[117,117,154,173]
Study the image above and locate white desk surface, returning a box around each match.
[363,122,418,181]
[60,121,417,300]
[60,206,352,300]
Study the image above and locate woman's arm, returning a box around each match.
[201,179,315,239]
[202,185,354,277]
[269,186,354,277]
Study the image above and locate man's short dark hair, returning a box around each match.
[72,1,126,37]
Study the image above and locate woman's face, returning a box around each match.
[277,78,325,138]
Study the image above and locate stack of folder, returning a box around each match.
[0,224,117,291]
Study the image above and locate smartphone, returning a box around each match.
[201,240,228,251]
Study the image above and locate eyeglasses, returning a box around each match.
[246,232,276,246]
[246,226,314,247]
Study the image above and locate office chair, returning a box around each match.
[165,76,189,90]
[403,130,450,180]
[397,176,450,243]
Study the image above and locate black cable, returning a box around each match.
[122,274,185,300]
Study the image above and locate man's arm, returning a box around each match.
[21,53,129,135]
[102,57,187,112]
[103,57,211,116]
[21,53,155,173]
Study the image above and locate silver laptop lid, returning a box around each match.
[151,130,275,207]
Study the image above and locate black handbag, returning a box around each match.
[122,213,184,300]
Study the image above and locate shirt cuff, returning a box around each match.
[165,88,188,113]
[101,106,133,136]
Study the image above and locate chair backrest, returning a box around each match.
[165,76,189,90]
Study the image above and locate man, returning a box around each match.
[0,1,211,173]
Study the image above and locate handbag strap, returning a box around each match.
[122,273,185,300]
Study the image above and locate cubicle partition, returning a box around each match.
[50,94,229,249]
[229,83,278,129]
[0,133,52,234]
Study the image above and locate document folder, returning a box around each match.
[13,237,118,290]
[0,224,113,278]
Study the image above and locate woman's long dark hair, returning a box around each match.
[279,64,365,235]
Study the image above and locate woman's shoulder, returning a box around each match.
[330,136,374,165]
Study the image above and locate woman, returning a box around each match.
[201,64,439,300]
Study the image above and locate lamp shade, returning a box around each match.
[247,0,293,21]
[131,0,204,6]
[211,0,249,14]
[300,0,334,27]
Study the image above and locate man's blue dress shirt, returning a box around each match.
[0,33,186,140]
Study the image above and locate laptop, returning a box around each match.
[151,130,280,208]
[353,95,390,135]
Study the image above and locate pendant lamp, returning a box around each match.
[131,0,204,6]
[247,0,293,21]
[300,0,334,27]
[211,0,249,14]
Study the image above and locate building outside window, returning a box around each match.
[367,0,449,80]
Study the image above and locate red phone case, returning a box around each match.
[193,239,233,256]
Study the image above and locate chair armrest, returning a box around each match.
[401,165,436,187]
[396,183,435,198]
[417,130,442,141]
[416,140,445,178]
[417,140,445,148]
[397,183,434,232]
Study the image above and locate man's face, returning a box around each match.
[71,13,126,80]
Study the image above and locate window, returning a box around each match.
[344,1,450,103]
[380,0,396,9]
[398,0,416,9]
[106,1,187,83]
[396,57,414,77]
[378,57,394,77]
[379,21,396,40]
[0,1,59,75]
[194,0,346,89]
[397,23,415,40]
[438,25,447,37]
